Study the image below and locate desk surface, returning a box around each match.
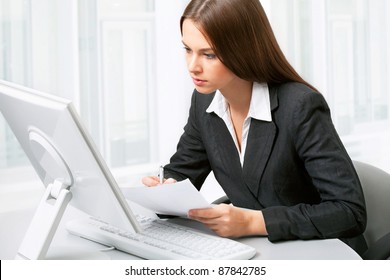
[0,205,361,260]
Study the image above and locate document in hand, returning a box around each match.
[121,179,211,217]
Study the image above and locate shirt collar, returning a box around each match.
[206,82,272,122]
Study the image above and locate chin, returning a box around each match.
[195,86,216,94]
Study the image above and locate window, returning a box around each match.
[0,0,191,190]
[0,0,31,169]
[79,0,156,167]
[263,0,390,172]
[0,0,79,170]
[0,0,163,188]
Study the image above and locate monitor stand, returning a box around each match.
[15,128,74,259]
[15,179,72,260]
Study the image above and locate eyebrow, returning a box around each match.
[182,41,214,52]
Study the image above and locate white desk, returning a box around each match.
[0,205,361,260]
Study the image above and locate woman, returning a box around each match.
[143,0,367,255]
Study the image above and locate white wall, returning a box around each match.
[154,0,193,164]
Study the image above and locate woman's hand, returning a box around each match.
[141,176,177,187]
[188,204,267,238]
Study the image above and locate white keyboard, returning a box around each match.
[66,215,257,260]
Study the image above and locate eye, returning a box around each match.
[183,46,192,54]
[204,53,217,59]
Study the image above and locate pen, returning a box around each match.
[159,165,164,184]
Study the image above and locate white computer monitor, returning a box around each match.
[0,80,142,259]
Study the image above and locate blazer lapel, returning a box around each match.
[242,120,277,197]
[207,113,242,176]
[242,87,278,197]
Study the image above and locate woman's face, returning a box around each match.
[182,19,239,94]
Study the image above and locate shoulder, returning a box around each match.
[270,82,329,113]
[272,82,320,100]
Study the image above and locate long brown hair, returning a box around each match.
[180,0,316,91]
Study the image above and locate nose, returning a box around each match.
[187,54,202,74]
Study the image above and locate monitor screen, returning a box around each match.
[0,80,141,234]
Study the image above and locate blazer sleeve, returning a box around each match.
[262,91,367,241]
[163,91,211,189]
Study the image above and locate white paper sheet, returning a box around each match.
[121,179,211,217]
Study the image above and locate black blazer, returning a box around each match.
[164,82,367,254]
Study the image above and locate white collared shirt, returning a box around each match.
[206,82,272,166]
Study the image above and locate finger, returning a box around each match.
[192,217,221,226]
[164,178,177,184]
[141,176,160,187]
[190,204,229,218]
[195,218,232,237]
[188,207,220,219]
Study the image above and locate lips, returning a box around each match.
[192,77,207,86]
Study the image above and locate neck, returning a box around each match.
[220,80,253,114]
